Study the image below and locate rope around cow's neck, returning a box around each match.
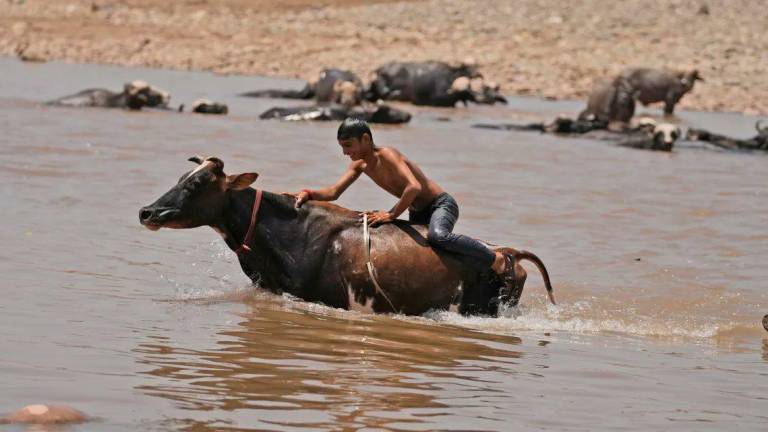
[362,214,398,313]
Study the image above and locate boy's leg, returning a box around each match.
[426,194,519,305]
[426,195,496,271]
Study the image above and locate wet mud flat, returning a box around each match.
[1,58,767,431]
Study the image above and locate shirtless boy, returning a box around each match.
[293,118,516,293]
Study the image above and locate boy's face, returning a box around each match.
[338,134,372,161]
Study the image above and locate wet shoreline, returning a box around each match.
[2,0,768,115]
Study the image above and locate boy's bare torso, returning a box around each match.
[360,147,444,211]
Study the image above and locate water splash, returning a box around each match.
[425,298,735,340]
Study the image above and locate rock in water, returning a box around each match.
[1,404,87,424]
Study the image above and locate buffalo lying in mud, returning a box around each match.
[259,104,412,124]
[473,117,681,151]
[686,121,768,151]
[368,61,507,107]
[616,120,681,152]
[139,157,555,316]
[473,116,609,135]
[620,67,703,115]
[46,80,170,110]
[241,68,365,108]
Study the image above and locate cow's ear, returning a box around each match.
[226,173,258,190]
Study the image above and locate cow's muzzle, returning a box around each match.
[139,206,180,230]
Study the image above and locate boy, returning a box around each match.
[293,118,516,294]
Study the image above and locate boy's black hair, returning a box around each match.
[337,117,373,142]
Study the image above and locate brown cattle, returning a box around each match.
[139,157,555,316]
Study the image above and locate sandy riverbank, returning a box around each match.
[2,0,766,114]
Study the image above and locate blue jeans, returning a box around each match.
[408,192,496,271]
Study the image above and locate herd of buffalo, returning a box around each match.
[46,61,766,153]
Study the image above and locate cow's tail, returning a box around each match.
[513,249,556,305]
[240,83,314,99]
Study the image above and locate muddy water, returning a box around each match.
[1,58,767,431]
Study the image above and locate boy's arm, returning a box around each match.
[366,150,422,225]
[293,160,365,208]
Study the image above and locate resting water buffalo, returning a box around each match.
[46,80,170,110]
[368,61,507,107]
[578,76,636,123]
[473,116,680,151]
[259,104,412,124]
[473,116,609,134]
[686,121,768,151]
[620,67,703,115]
[241,68,365,107]
[616,120,681,151]
[139,157,554,315]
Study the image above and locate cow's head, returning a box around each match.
[124,80,171,110]
[365,103,412,124]
[469,77,508,105]
[139,157,258,230]
[652,123,681,151]
[678,69,703,93]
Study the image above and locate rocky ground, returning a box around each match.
[2,0,766,114]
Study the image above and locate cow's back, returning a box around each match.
[327,219,474,315]
[621,68,677,105]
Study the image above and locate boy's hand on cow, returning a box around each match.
[361,211,394,226]
[280,191,310,209]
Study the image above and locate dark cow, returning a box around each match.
[139,157,555,316]
[473,116,680,151]
[241,68,365,107]
[473,116,609,134]
[686,121,768,151]
[621,67,703,115]
[259,104,412,124]
[46,80,170,110]
[578,76,636,123]
[367,61,506,107]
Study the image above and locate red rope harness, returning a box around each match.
[235,189,263,255]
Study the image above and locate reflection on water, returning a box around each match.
[136,297,526,430]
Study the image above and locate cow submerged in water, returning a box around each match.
[139,157,554,316]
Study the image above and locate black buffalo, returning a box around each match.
[686,121,768,151]
[367,61,507,107]
[46,80,170,110]
[259,104,412,124]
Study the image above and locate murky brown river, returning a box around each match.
[1,58,767,431]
